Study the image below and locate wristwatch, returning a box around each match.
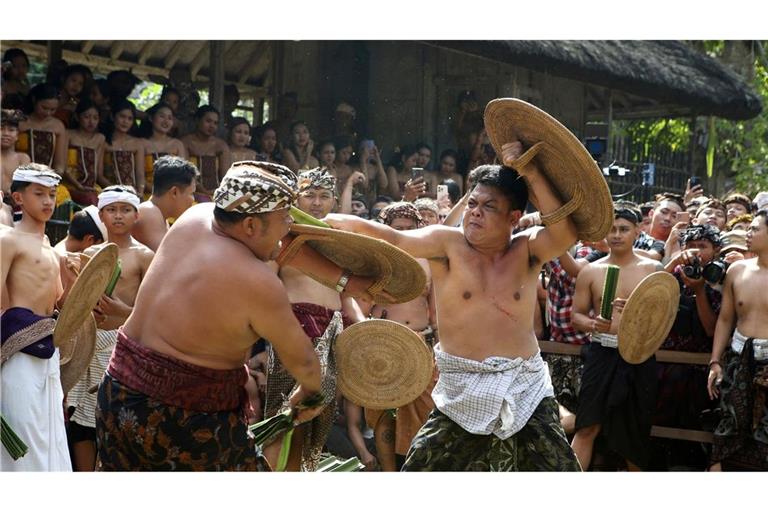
[335,270,352,293]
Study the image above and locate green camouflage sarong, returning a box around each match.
[401,396,581,471]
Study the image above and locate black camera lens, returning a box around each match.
[683,264,702,279]
[702,260,728,285]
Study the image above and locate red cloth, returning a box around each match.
[107,328,249,413]
[291,302,350,337]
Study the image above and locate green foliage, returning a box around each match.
[613,118,691,161]
[131,81,163,111]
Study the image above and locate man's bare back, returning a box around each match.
[122,203,308,370]
[132,201,167,251]
[1,151,31,194]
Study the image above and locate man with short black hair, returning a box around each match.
[54,205,106,253]
[707,210,768,471]
[723,192,752,223]
[650,193,685,243]
[132,155,198,251]
[694,198,728,231]
[325,142,582,471]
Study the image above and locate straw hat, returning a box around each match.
[484,98,613,242]
[618,271,680,364]
[53,243,118,353]
[282,224,427,305]
[336,320,434,409]
[59,313,97,394]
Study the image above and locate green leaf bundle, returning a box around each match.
[290,206,330,228]
[105,259,122,297]
[1,415,28,461]
[600,265,620,320]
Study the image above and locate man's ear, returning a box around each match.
[509,209,523,226]
[10,191,23,206]
[243,215,258,236]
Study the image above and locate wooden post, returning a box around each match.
[47,41,62,67]
[209,41,225,114]
[688,116,697,177]
[605,89,614,165]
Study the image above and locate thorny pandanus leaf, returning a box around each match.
[1,414,29,461]
[290,206,331,228]
[600,265,620,320]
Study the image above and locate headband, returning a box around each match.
[98,188,141,210]
[12,166,61,188]
[83,205,108,241]
[298,168,337,193]
[214,161,297,214]
[379,202,425,228]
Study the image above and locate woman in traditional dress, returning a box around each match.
[101,99,145,195]
[17,83,68,175]
[65,100,104,206]
[283,121,319,172]
[252,123,283,165]
[228,117,257,163]
[137,103,187,199]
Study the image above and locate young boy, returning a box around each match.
[1,109,31,223]
[65,185,154,471]
[53,205,107,254]
[0,164,71,471]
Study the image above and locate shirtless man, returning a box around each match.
[1,109,31,222]
[263,167,364,471]
[368,202,437,471]
[707,210,768,471]
[181,105,231,201]
[67,186,154,471]
[95,161,377,471]
[325,142,582,471]
[0,164,71,471]
[131,155,198,251]
[570,207,664,471]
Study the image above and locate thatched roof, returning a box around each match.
[427,41,763,120]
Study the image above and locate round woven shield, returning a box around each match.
[54,243,118,351]
[59,313,97,394]
[484,98,613,242]
[336,320,434,409]
[286,224,427,305]
[618,271,680,364]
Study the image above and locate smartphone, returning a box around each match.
[362,139,375,151]
[676,211,691,224]
[411,167,424,181]
[437,184,449,204]
[690,176,702,189]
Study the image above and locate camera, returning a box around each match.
[702,259,729,285]
[682,256,702,280]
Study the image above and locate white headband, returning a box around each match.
[83,205,108,241]
[12,167,61,188]
[98,189,141,211]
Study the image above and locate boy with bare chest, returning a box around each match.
[0,164,71,471]
[1,110,31,222]
[66,185,153,471]
[570,207,663,471]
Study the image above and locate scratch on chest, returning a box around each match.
[491,297,515,319]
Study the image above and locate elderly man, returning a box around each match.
[95,161,376,471]
[708,210,768,471]
[325,142,582,471]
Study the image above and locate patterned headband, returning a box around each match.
[379,201,425,228]
[214,161,297,214]
[298,168,337,192]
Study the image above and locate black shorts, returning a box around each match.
[68,419,97,444]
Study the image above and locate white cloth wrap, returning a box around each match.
[97,190,140,210]
[0,349,72,471]
[731,328,768,361]
[431,345,554,440]
[12,167,61,188]
[591,332,619,348]
[83,204,108,241]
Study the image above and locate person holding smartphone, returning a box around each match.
[384,145,420,200]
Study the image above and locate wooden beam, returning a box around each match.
[190,42,209,80]
[137,40,159,65]
[650,426,714,444]
[164,41,185,70]
[81,41,95,54]
[237,42,270,85]
[209,41,225,114]
[47,41,62,65]
[110,41,125,61]
[223,40,238,60]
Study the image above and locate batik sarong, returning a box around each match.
[105,150,137,188]
[542,351,585,413]
[1,308,70,471]
[67,145,98,206]
[264,302,344,471]
[401,397,580,471]
[575,340,658,469]
[16,129,55,167]
[711,331,768,470]
[95,328,263,471]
